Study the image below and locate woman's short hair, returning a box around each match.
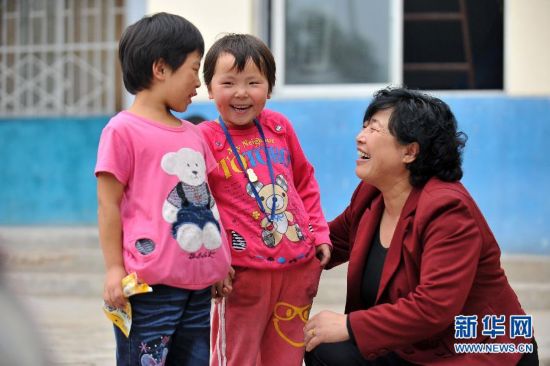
[203,34,276,93]
[364,87,467,187]
[119,12,204,94]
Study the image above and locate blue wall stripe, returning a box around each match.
[1,95,549,254]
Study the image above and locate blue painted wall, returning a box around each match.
[1,95,549,254]
[0,117,105,224]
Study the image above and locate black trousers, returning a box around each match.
[517,339,539,366]
[305,339,539,366]
[304,340,413,366]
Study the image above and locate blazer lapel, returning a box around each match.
[346,194,384,311]
[376,187,422,303]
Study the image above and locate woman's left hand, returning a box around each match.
[304,310,349,352]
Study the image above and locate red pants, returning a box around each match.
[211,257,323,366]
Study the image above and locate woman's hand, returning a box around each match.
[315,243,332,267]
[304,310,349,352]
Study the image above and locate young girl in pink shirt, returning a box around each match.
[199,34,332,366]
[95,13,231,366]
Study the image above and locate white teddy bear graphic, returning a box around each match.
[161,147,221,253]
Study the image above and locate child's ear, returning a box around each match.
[152,59,167,80]
[267,92,271,100]
[207,86,214,100]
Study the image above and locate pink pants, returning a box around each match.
[211,257,323,366]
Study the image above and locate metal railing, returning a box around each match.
[0,0,125,117]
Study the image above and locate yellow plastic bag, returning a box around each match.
[102,272,152,337]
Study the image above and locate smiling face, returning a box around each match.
[163,50,202,113]
[355,108,416,189]
[207,53,270,128]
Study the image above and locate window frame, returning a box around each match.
[270,0,403,98]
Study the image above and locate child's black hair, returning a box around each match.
[203,34,276,93]
[119,12,204,94]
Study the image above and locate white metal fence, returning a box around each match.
[0,0,125,117]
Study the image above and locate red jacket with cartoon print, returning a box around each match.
[199,109,331,269]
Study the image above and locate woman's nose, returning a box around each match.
[356,129,367,143]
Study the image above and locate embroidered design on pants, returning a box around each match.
[139,336,169,366]
[272,302,311,347]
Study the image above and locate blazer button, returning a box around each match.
[367,353,377,361]
[379,348,389,356]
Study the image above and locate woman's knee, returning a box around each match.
[305,341,368,366]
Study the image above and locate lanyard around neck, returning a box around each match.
[218,116,277,222]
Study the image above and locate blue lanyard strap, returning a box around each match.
[218,116,277,222]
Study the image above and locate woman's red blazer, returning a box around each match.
[329,178,530,365]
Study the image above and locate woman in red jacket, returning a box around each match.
[303,87,538,365]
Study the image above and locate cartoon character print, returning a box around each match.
[246,174,305,248]
[139,337,169,366]
[161,147,222,253]
[141,347,168,366]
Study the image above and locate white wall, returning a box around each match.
[147,0,255,100]
[506,0,550,95]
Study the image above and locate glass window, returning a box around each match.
[270,0,502,94]
[271,0,401,95]
[403,0,503,90]
[285,0,390,84]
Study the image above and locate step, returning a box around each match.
[4,271,104,297]
[0,226,104,297]
[0,226,99,249]
[314,260,550,312]
[1,226,550,310]
[501,254,550,283]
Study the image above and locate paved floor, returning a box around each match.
[5,270,548,366]
[1,226,548,365]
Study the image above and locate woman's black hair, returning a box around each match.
[203,34,276,93]
[364,87,467,187]
[119,12,204,94]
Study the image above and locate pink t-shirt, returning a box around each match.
[199,109,331,270]
[95,111,231,289]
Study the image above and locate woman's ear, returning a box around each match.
[403,142,419,163]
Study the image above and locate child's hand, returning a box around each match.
[315,244,331,267]
[103,265,128,309]
[212,266,235,303]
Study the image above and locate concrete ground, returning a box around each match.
[1,226,548,365]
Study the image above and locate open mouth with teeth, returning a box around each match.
[358,150,371,160]
[231,104,251,112]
